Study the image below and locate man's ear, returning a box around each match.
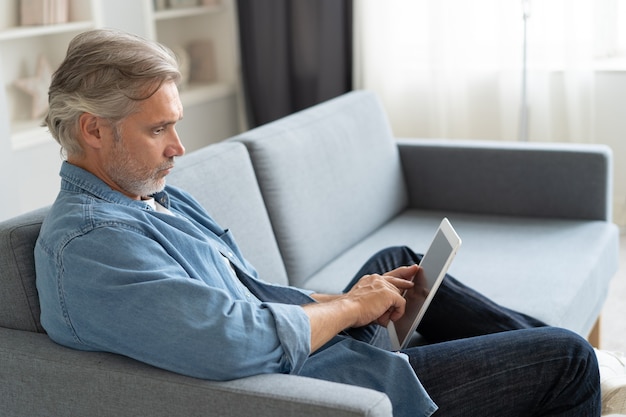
[78,113,106,150]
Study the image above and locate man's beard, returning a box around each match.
[106,132,173,198]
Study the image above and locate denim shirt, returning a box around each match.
[35,162,437,417]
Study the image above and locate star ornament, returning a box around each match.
[13,55,53,120]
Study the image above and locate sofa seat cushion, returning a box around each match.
[303,209,619,337]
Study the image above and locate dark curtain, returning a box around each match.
[237,0,353,127]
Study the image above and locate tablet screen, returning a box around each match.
[388,218,461,350]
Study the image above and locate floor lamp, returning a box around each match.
[519,0,530,142]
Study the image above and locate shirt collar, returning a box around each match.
[59,161,171,211]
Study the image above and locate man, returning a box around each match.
[35,29,620,416]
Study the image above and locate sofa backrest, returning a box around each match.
[0,207,48,333]
[0,141,289,335]
[233,91,409,288]
[167,141,289,285]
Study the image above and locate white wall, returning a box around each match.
[0,70,21,222]
[0,84,61,220]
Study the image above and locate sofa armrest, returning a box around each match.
[1,328,392,417]
[397,138,613,221]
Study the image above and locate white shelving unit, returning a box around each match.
[1,0,242,152]
[151,1,240,120]
[98,0,242,151]
[0,20,93,41]
[153,3,223,20]
[0,0,243,220]
[0,0,99,150]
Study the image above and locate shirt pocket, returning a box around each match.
[218,228,235,247]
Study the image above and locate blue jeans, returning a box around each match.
[344,246,601,417]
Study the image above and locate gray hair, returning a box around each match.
[45,29,181,157]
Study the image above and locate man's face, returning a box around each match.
[101,81,185,199]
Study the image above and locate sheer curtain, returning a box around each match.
[354,0,609,143]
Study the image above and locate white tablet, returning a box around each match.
[387,218,462,350]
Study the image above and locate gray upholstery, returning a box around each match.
[233,93,408,287]
[0,207,48,333]
[1,328,391,417]
[398,139,613,220]
[305,209,618,337]
[0,90,619,416]
[167,141,289,285]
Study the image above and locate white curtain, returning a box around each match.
[354,0,611,143]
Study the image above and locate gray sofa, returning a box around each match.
[0,90,619,416]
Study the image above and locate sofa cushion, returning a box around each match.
[0,207,48,333]
[0,142,288,337]
[168,141,289,285]
[398,139,613,220]
[303,209,619,337]
[234,91,409,287]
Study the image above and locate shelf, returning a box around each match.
[9,82,234,151]
[11,121,53,151]
[1,0,240,154]
[0,21,94,41]
[179,82,235,107]
[154,5,224,21]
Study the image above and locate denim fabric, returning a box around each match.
[348,246,601,417]
[35,162,437,417]
[35,162,314,380]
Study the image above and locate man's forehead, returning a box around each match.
[132,84,183,123]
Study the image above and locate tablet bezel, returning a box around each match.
[387,218,461,350]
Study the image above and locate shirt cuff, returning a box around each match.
[262,302,311,374]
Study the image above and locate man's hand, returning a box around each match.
[343,269,416,327]
[303,265,419,352]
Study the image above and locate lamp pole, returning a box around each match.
[519,0,530,141]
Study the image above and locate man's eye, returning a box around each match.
[153,128,164,135]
